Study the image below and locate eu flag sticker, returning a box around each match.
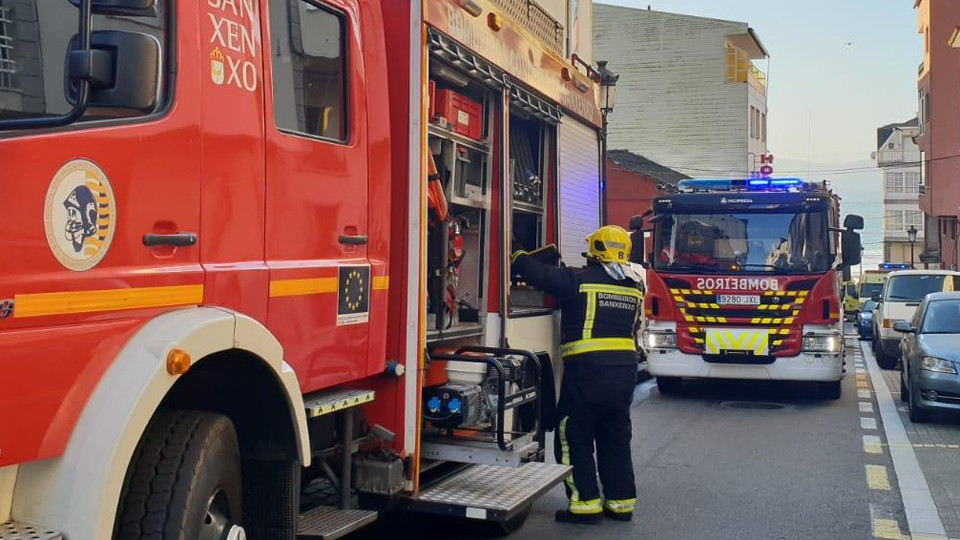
[337,265,370,326]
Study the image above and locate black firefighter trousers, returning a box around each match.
[554,362,637,515]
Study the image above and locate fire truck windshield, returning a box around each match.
[653,210,833,274]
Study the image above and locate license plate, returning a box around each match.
[705,328,769,356]
[717,294,760,306]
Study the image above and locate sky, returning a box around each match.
[598,0,922,267]
[598,0,922,165]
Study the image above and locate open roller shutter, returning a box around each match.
[558,118,601,267]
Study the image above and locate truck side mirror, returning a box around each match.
[66,31,161,113]
[841,230,862,267]
[843,214,865,231]
[70,0,156,16]
[871,291,881,302]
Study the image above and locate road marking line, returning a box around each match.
[858,380,870,389]
[857,371,868,380]
[870,504,908,540]
[860,401,875,413]
[873,518,906,540]
[859,389,872,398]
[861,417,878,430]
[864,435,882,454]
[862,341,948,538]
[866,464,892,490]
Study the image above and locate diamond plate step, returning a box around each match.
[0,522,62,540]
[406,462,571,521]
[303,389,375,418]
[296,506,378,540]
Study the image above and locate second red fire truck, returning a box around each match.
[635,178,864,399]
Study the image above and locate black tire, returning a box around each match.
[818,380,842,400]
[656,376,682,395]
[900,373,909,403]
[875,344,898,370]
[488,505,532,537]
[871,332,878,353]
[114,410,243,540]
[908,382,931,423]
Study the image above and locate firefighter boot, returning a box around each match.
[555,510,602,525]
[603,499,635,521]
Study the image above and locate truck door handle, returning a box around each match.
[143,233,198,247]
[338,234,368,245]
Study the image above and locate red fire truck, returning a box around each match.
[634,178,864,400]
[0,0,607,538]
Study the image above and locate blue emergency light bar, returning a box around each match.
[677,177,806,192]
[879,263,911,270]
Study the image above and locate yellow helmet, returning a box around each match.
[585,225,631,263]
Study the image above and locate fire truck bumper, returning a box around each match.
[646,349,844,382]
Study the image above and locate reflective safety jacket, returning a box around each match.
[512,254,643,366]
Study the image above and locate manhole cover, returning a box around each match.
[720,401,785,410]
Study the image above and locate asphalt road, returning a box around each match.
[356,338,909,539]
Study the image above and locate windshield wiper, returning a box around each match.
[887,295,921,301]
[656,264,722,274]
[737,263,777,271]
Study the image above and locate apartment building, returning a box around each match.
[875,119,925,265]
[916,0,960,270]
[593,5,769,177]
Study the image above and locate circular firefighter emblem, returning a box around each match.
[44,159,116,271]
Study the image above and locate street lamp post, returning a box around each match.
[597,60,619,225]
[907,225,918,269]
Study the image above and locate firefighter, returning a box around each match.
[511,226,640,524]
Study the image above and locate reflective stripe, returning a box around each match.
[579,283,643,299]
[511,250,529,264]
[604,498,636,513]
[558,417,579,500]
[569,498,602,514]
[583,291,597,339]
[561,337,636,357]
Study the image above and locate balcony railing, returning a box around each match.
[919,61,925,75]
[489,0,565,57]
[726,47,766,94]
[877,150,904,165]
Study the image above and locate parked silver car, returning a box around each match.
[896,292,960,423]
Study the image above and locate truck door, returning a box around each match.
[0,2,201,462]
[262,0,372,391]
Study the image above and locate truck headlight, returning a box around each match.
[643,330,677,350]
[921,357,957,375]
[802,333,842,354]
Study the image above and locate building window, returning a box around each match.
[749,106,755,138]
[761,113,767,142]
[269,0,348,142]
[0,3,15,90]
[905,172,920,193]
[885,210,903,231]
[906,210,924,230]
[886,172,904,193]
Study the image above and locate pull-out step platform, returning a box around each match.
[302,388,375,418]
[404,462,571,522]
[296,506,378,540]
[0,521,62,540]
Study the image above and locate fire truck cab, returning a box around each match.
[635,178,864,400]
[0,0,606,538]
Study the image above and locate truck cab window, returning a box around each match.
[0,1,166,123]
[269,0,347,142]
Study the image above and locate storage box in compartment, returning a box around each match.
[435,89,483,141]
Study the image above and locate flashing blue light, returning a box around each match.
[678,177,806,192]
[879,263,910,270]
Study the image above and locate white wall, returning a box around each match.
[594,5,758,178]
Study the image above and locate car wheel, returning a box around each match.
[900,372,909,403]
[875,345,898,370]
[656,376,682,395]
[818,380,842,400]
[871,332,878,353]
[114,410,243,540]
[908,382,931,423]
